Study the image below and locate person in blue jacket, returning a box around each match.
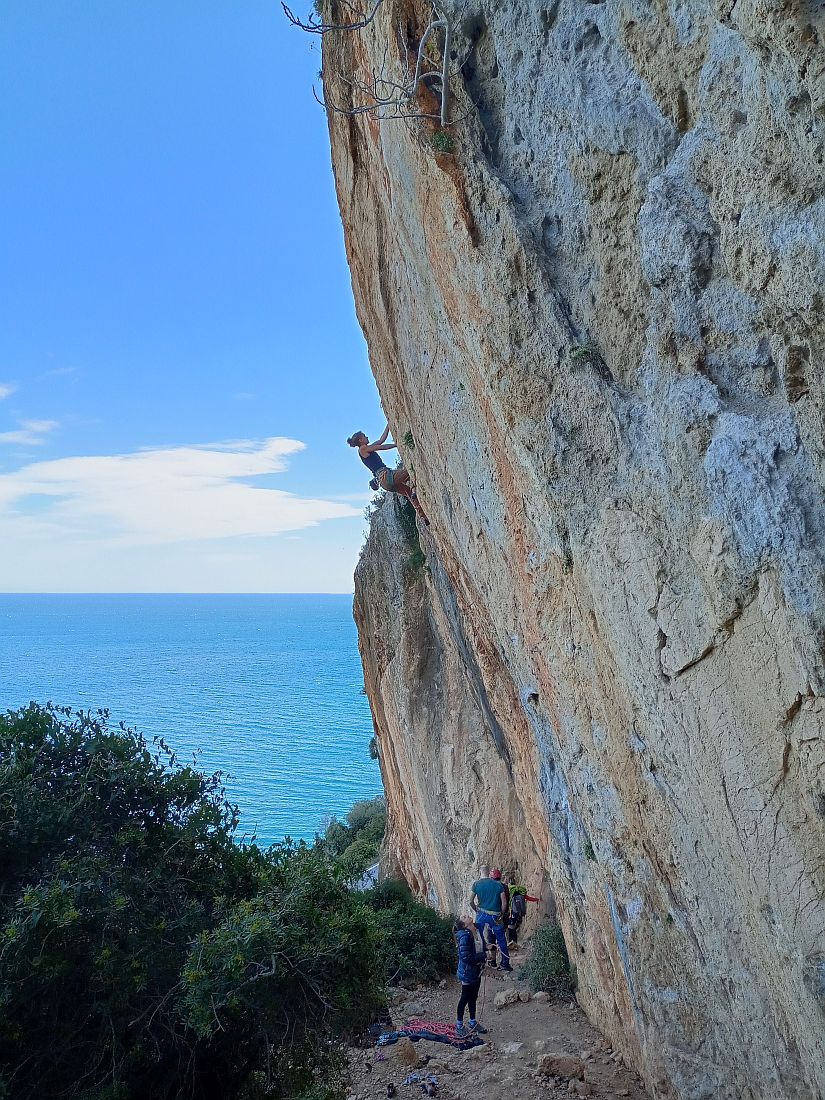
[453,916,488,1036]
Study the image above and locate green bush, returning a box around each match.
[0,704,382,1100]
[521,922,574,996]
[319,796,386,881]
[363,880,454,984]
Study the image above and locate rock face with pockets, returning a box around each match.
[331,2,825,1097]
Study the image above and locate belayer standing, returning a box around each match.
[453,916,488,1037]
[471,866,512,972]
[347,426,429,524]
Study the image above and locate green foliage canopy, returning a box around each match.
[320,796,386,882]
[363,880,454,985]
[0,704,382,1100]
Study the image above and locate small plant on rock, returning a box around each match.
[568,342,613,382]
[568,343,599,365]
[430,129,454,154]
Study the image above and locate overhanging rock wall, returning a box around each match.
[330,2,825,1096]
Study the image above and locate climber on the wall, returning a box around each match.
[347,425,429,525]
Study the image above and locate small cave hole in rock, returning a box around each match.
[527,692,539,706]
[541,0,561,35]
[575,22,602,53]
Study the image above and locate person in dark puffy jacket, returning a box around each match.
[453,916,488,1036]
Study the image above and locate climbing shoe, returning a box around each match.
[454,1023,467,1037]
[468,1022,487,1034]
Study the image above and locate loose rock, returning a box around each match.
[536,1055,586,1081]
[395,1038,423,1069]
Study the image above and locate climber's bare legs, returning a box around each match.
[383,468,429,526]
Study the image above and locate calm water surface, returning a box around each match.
[0,594,381,844]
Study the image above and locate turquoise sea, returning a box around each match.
[0,594,382,844]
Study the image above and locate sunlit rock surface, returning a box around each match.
[330,2,825,1096]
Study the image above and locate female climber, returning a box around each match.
[347,425,429,524]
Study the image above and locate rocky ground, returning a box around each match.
[346,957,649,1100]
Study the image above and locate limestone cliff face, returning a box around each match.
[354,496,553,914]
[331,3,825,1097]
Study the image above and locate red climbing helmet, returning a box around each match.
[490,867,502,880]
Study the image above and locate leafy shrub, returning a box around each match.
[320,796,386,881]
[521,922,574,996]
[363,880,455,984]
[346,797,386,837]
[0,704,382,1100]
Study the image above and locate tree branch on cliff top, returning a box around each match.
[285,0,452,126]
[282,0,385,35]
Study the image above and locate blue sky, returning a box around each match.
[0,1,384,591]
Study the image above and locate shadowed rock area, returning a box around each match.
[332,2,825,1096]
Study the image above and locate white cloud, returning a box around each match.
[0,436,359,548]
[0,383,18,400]
[0,419,58,445]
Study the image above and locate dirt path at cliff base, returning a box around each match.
[347,964,649,1100]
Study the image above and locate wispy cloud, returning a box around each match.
[0,383,17,400]
[0,419,58,445]
[0,436,359,547]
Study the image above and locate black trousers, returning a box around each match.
[457,978,481,1021]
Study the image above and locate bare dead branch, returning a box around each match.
[288,0,453,126]
[281,0,385,35]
